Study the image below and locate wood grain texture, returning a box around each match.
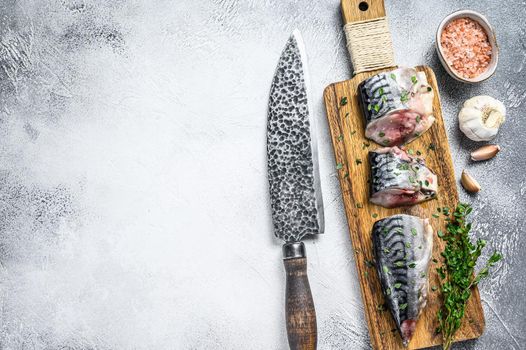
[341,0,386,23]
[323,65,485,349]
[284,257,317,350]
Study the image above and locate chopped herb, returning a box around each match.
[432,258,438,263]
[356,159,362,165]
[399,303,408,310]
[390,73,396,80]
[428,143,436,151]
[386,288,391,296]
[415,132,420,136]
[367,104,372,111]
[345,112,350,118]
[383,265,389,274]
[336,163,343,170]
[394,282,402,289]
[437,230,444,238]
[411,75,418,84]
[378,87,384,96]
[365,259,375,268]
[400,90,409,103]
[432,213,439,218]
[356,203,363,208]
[427,87,432,92]
[350,130,356,135]
[398,163,409,171]
[405,242,411,248]
[338,134,343,141]
[425,180,430,187]
[379,132,385,137]
[395,261,404,267]
[436,203,502,350]
[395,228,404,235]
[364,271,369,278]
[344,172,349,179]
[373,104,380,112]
[432,286,438,292]
[383,247,390,254]
[408,262,417,268]
[377,303,387,312]
[362,142,370,149]
[340,96,348,106]
[421,272,426,278]
[382,139,390,145]
[416,115,421,123]
[372,213,378,218]
[411,228,418,236]
[382,95,387,102]
[416,150,422,156]
[408,149,415,155]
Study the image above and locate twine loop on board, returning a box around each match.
[343,17,396,74]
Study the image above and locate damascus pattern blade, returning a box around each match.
[267,30,324,242]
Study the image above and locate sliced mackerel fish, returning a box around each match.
[358,67,435,146]
[373,214,433,346]
[369,146,437,208]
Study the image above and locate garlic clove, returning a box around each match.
[461,170,481,193]
[471,144,501,161]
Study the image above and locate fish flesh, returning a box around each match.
[358,67,435,146]
[369,146,437,208]
[373,214,433,346]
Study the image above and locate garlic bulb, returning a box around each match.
[458,96,506,141]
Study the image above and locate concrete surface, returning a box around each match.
[0,0,524,349]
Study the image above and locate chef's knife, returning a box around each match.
[267,29,324,350]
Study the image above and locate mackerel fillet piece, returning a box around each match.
[373,214,433,346]
[358,67,435,146]
[369,146,437,208]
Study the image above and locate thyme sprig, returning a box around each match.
[436,203,502,350]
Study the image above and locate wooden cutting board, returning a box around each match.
[322,1,485,349]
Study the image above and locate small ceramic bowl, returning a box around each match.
[436,10,498,83]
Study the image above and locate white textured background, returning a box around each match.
[0,0,524,349]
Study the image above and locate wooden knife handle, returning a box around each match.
[283,242,317,350]
[341,0,386,24]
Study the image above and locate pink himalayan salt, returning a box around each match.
[440,17,492,79]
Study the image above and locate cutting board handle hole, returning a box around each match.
[358,1,369,11]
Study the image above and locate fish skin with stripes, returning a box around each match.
[358,67,435,147]
[372,214,433,346]
[369,146,437,208]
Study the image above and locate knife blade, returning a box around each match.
[267,29,324,350]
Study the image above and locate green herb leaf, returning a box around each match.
[411,76,418,84]
[340,96,348,106]
[336,163,343,170]
[400,90,409,103]
[399,303,408,310]
[356,159,362,165]
[411,228,418,236]
[394,282,402,289]
[372,213,378,218]
[390,73,396,80]
[436,203,502,349]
